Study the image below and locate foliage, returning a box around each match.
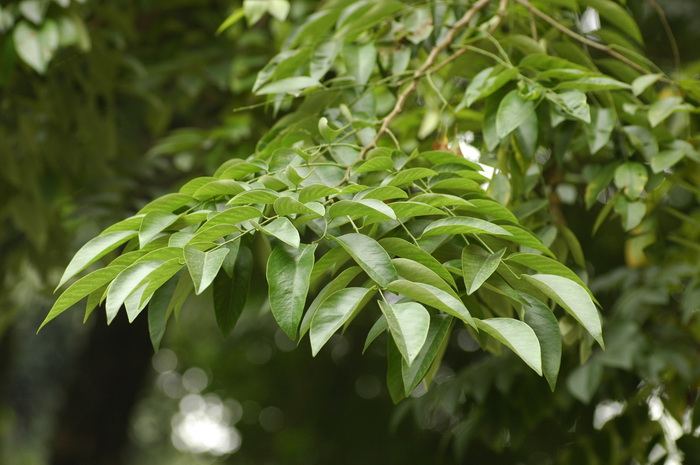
[27,0,700,462]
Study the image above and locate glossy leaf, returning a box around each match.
[401,314,452,395]
[213,246,252,336]
[476,318,542,375]
[379,301,430,366]
[267,243,317,339]
[379,237,457,288]
[386,280,474,327]
[496,90,537,138]
[462,246,505,295]
[139,211,179,248]
[257,217,300,248]
[331,234,397,287]
[523,274,604,348]
[523,296,562,390]
[106,261,163,324]
[184,245,230,295]
[310,287,373,356]
[422,217,512,237]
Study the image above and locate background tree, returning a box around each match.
[2,1,700,464]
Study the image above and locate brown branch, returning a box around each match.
[515,0,668,81]
[359,0,493,159]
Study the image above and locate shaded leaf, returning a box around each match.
[462,245,505,295]
[476,318,542,375]
[310,287,373,355]
[184,245,230,295]
[379,301,430,366]
[213,246,252,335]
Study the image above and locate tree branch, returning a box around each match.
[360,0,493,159]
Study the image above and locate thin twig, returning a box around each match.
[515,0,669,81]
[642,0,681,72]
[359,0,493,159]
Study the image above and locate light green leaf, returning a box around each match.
[138,193,196,214]
[353,157,394,174]
[651,149,685,173]
[410,193,472,208]
[389,201,446,219]
[476,318,542,375]
[184,245,230,295]
[421,217,512,237]
[202,206,262,230]
[556,77,630,91]
[328,199,396,222]
[216,7,245,34]
[648,97,683,127]
[331,234,397,287]
[523,274,604,348]
[267,243,317,339]
[193,180,247,199]
[386,280,474,327]
[547,90,590,123]
[506,253,592,297]
[499,224,554,257]
[300,266,362,339]
[343,42,376,86]
[614,197,646,231]
[147,276,179,351]
[356,186,408,201]
[586,107,615,154]
[257,76,321,95]
[310,287,373,355]
[58,230,138,289]
[614,162,647,200]
[13,20,58,74]
[462,245,505,295]
[139,212,179,248]
[632,73,662,96]
[379,237,456,288]
[299,184,340,203]
[461,66,519,108]
[125,258,184,322]
[401,314,452,395]
[522,296,562,390]
[106,261,163,324]
[496,89,537,138]
[363,315,388,353]
[392,258,458,299]
[41,266,125,331]
[256,217,300,248]
[386,168,437,187]
[379,301,430,366]
[273,197,324,217]
[213,245,252,335]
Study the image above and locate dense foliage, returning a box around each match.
[4,0,700,463]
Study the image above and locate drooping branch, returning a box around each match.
[360,0,494,159]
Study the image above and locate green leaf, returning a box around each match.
[379,301,430,366]
[379,237,456,288]
[632,73,662,96]
[556,77,630,91]
[401,314,452,395]
[300,266,363,339]
[523,296,562,390]
[216,7,245,34]
[506,253,592,298]
[651,149,685,173]
[613,197,646,231]
[106,261,163,324]
[41,266,125,331]
[331,234,397,287]
[614,162,648,200]
[357,186,408,201]
[213,245,252,336]
[648,97,683,127]
[58,230,138,289]
[389,201,446,219]
[461,66,519,108]
[499,225,554,257]
[267,243,318,339]
[586,107,615,154]
[462,245,505,295]
[328,199,397,222]
[392,258,458,299]
[410,193,472,208]
[547,90,590,123]
[363,315,388,353]
[139,211,179,248]
[456,199,518,223]
[520,53,588,71]
[310,287,373,355]
[496,90,537,138]
[567,359,604,404]
[256,217,300,248]
[127,258,185,322]
[475,318,542,376]
[353,157,394,174]
[193,180,247,199]
[523,274,604,348]
[299,184,340,203]
[184,245,230,295]
[227,189,280,205]
[13,20,59,74]
[202,206,263,230]
[273,197,324,217]
[343,42,376,86]
[138,193,196,214]
[386,168,437,187]
[147,276,179,351]
[386,280,474,327]
[421,217,512,237]
[257,76,321,95]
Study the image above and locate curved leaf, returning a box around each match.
[267,243,318,339]
[476,318,542,376]
[462,245,505,295]
[256,217,300,248]
[331,234,397,287]
[106,261,163,324]
[184,245,230,295]
[386,280,474,327]
[379,301,430,366]
[310,287,373,355]
[421,217,512,237]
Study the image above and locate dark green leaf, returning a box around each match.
[213,246,252,336]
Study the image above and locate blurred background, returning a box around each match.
[1,1,699,464]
